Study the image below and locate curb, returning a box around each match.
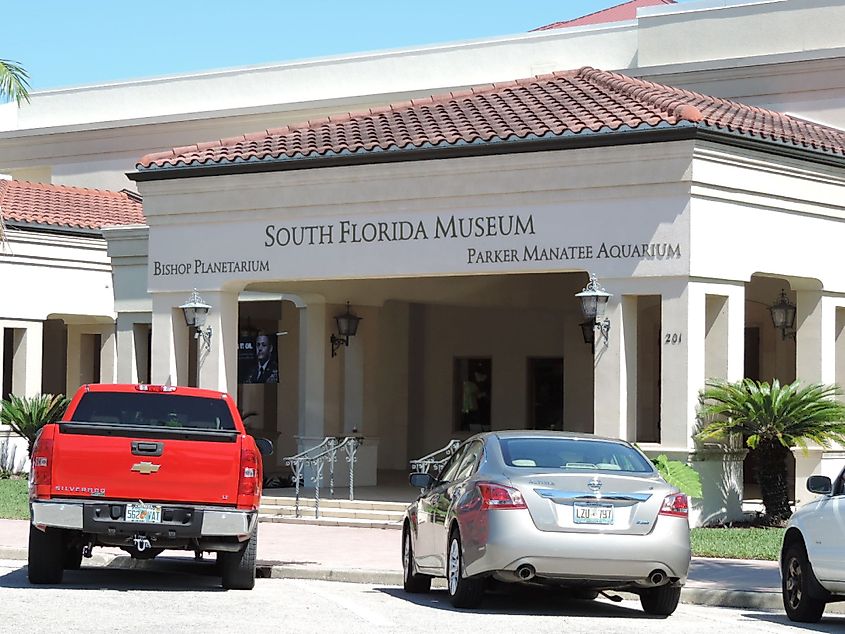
[260,563,792,609]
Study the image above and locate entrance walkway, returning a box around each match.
[263,469,418,504]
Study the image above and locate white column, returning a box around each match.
[116,316,134,383]
[196,290,239,393]
[115,320,152,385]
[793,290,837,504]
[661,280,703,451]
[692,282,746,525]
[65,324,82,394]
[297,300,327,442]
[796,290,835,385]
[13,322,43,397]
[99,324,117,384]
[343,331,364,435]
[377,302,410,470]
[593,279,638,441]
[151,292,189,386]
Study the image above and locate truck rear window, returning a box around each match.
[70,392,236,431]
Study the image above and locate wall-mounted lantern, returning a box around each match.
[330,302,362,357]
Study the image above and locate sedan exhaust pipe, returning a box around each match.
[648,569,666,586]
[516,564,536,581]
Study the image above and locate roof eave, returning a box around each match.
[127,124,845,183]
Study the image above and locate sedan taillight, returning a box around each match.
[477,483,527,510]
[659,493,689,518]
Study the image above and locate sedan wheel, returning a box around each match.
[402,528,431,593]
[639,585,681,616]
[446,530,484,608]
[782,544,826,623]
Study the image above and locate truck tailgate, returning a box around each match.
[52,423,241,505]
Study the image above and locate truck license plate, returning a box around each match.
[125,503,162,523]
[573,503,613,525]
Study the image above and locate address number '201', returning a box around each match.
[664,333,683,344]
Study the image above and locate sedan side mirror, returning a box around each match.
[255,437,274,457]
[409,472,435,489]
[807,475,832,495]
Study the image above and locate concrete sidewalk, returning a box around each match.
[2,517,838,613]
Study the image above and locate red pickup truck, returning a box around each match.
[27,383,271,589]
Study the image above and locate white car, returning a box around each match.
[780,467,845,622]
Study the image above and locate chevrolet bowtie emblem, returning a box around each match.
[131,462,161,475]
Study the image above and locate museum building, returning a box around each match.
[2,0,845,524]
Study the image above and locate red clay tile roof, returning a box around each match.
[0,179,145,231]
[532,0,676,31]
[138,67,845,173]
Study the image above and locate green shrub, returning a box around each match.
[0,393,69,456]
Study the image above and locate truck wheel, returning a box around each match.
[782,543,826,623]
[220,528,257,590]
[28,525,64,584]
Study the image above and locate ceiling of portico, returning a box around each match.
[243,270,590,313]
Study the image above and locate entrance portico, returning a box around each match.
[124,68,845,525]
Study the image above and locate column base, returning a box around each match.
[689,445,748,527]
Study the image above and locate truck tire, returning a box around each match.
[28,525,64,584]
[782,543,827,623]
[220,528,257,590]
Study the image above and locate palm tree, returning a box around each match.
[697,379,845,523]
[0,393,69,456]
[0,58,30,105]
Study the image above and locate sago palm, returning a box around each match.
[697,379,845,523]
[0,393,69,456]
[0,58,30,105]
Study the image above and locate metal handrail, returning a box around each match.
[283,435,364,519]
[409,439,461,475]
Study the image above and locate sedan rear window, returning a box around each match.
[70,392,236,431]
[500,437,653,473]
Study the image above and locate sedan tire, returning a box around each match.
[447,529,484,608]
[402,527,431,593]
[639,585,681,616]
[782,544,826,623]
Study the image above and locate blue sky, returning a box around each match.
[5,0,695,90]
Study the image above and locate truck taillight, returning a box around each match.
[238,446,259,497]
[659,493,689,518]
[477,482,527,510]
[31,436,53,487]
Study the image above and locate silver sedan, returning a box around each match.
[402,430,691,614]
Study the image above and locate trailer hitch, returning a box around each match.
[132,533,152,552]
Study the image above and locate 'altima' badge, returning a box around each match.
[131,462,161,475]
